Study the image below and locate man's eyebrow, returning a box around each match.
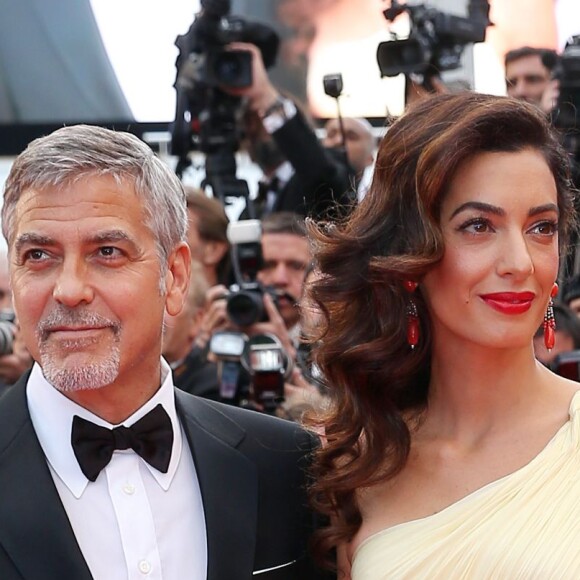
[13,233,54,255]
[89,230,134,245]
[450,201,505,219]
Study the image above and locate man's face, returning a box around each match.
[323,118,374,175]
[9,174,189,396]
[257,233,310,329]
[505,54,552,107]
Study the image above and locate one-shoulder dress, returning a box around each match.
[352,391,580,579]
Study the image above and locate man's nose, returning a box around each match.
[271,263,289,286]
[511,79,526,98]
[52,258,94,307]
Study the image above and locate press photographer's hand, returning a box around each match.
[224,42,279,114]
[246,292,296,360]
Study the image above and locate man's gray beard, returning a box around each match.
[37,307,121,393]
[40,342,121,392]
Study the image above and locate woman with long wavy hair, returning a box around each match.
[308,91,580,578]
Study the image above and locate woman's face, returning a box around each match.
[421,148,559,351]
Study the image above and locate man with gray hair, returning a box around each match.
[0,125,325,579]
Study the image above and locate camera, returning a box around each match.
[553,36,580,167]
[171,0,279,176]
[210,330,292,413]
[0,309,15,356]
[224,219,280,327]
[323,73,344,99]
[226,283,280,327]
[241,334,292,413]
[377,0,490,81]
[550,349,580,382]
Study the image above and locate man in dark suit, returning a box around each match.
[0,125,326,579]
[227,42,354,220]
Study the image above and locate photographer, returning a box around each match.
[322,116,376,201]
[0,251,32,394]
[505,46,560,114]
[198,212,324,415]
[162,261,220,400]
[184,186,231,286]
[223,42,355,220]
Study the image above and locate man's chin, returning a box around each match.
[40,352,120,393]
[279,307,299,330]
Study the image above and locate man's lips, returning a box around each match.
[46,326,110,339]
[480,292,536,314]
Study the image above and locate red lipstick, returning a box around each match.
[480,292,535,315]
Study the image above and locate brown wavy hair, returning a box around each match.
[307,92,576,564]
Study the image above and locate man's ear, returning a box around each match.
[165,242,191,317]
[202,240,229,266]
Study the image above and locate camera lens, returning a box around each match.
[227,290,265,327]
[0,321,14,355]
[215,53,242,83]
[209,49,252,88]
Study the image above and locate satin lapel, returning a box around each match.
[175,391,258,580]
[0,377,92,579]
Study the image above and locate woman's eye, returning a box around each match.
[530,221,558,236]
[458,218,492,234]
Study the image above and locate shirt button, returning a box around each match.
[138,560,151,574]
[123,483,135,495]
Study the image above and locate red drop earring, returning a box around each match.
[404,280,419,349]
[543,283,558,351]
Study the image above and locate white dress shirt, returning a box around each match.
[27,360,207,580]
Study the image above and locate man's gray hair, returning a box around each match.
[2,125,188,268]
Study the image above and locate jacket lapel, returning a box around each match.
[0,377,92,580]
[175,390,258,580]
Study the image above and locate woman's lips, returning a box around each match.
[480,292,535,314]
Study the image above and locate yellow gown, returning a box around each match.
[352,391,580,579]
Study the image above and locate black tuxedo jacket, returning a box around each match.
[0,373,329,579]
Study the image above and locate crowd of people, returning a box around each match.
[1,36,580,580]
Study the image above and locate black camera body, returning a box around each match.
[0,309,15,356]
[553,36,580,164]
[550,349,580,382]
[226,282,279,327]
[377,0,490,79]
[171,0,279,169]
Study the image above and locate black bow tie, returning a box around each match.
[71,404,174,482]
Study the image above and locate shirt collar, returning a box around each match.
[27,359,182,498]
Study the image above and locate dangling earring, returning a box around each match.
[544,283,558,351]
[404,280,419,349]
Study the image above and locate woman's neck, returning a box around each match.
[424,338,551,441]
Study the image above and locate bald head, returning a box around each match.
[323,117,375,176]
